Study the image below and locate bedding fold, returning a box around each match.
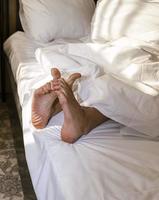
[35,36,159,137]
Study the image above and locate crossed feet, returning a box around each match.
[32,68,107,143]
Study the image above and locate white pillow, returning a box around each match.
[19,0,95,43]
[91,0,159,42]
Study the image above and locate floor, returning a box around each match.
[0,103,24,199]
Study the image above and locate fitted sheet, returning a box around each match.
[4,32,159,200]
[4,31,88,105]
[23,98,159,200]
[4,31,84,83]
[4,31,40,81]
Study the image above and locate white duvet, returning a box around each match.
[4,32,159,200]
[35,36,159,137]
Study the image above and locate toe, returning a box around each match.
[51,68,61,79]
[67,73,81,87]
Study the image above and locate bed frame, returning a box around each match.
[3,0,98,199]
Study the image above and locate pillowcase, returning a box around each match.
[91,0,159,42]
[19,0,95,43]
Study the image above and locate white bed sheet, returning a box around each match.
[4,31,40,80]
[4,31,85,83]
[4,31,89,105]
[23,98,159,200]
[4,32,159,200]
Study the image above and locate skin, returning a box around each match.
[52,78,108,143]
[31,68,81,129]
[32,68,108,143]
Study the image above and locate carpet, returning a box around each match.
[0,103,24,200]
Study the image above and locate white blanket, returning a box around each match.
[35,36,159,137]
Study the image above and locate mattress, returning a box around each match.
[4,32,159,200]
[4,32,39,80]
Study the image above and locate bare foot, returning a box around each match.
[31,68,81,129]
[51,72,82,116]
[53,79,108,143]
[31,68,61,129]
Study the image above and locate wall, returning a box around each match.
[1,0,18,97]
[9,0,17,35]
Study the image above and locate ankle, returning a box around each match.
[81,108,92,134]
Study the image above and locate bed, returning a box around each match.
[3,0,159,200]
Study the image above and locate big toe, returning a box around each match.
[51,68,61,79]
[67,73,81,87]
